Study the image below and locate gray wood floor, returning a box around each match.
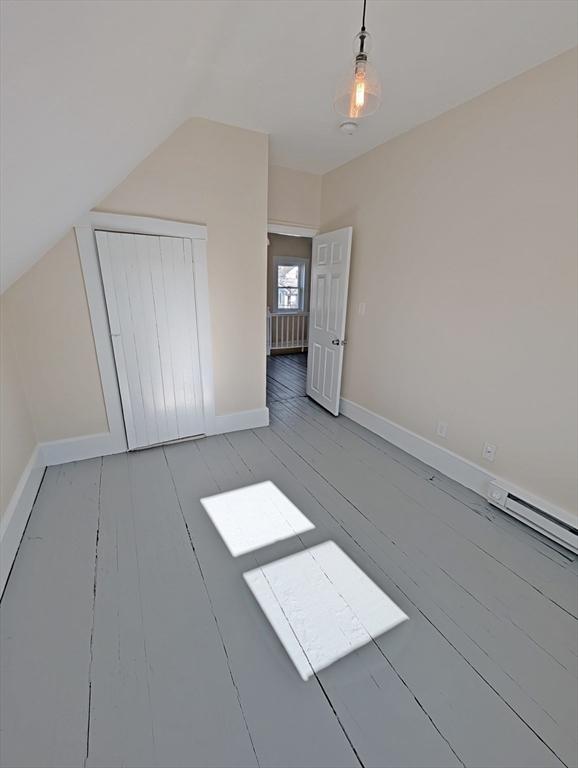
[1,388,577,767]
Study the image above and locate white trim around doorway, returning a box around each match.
[267,222,318,238]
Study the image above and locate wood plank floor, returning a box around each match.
[1,394,577,767]
[266,352,307,405]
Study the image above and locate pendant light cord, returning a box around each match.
[358,0,368,55]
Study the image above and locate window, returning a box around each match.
[275,258,307,312]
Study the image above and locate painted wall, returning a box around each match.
[268,165,322,229]
[321,49,578,515]
[2,232,108,444]
[0,298,37,520]
[1,117,268,470]
[98,118,268,417]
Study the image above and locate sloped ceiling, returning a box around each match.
[1,0,576,292]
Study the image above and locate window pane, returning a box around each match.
[278,265,300,288]
[278,288,300,309]
[287,290,299,309]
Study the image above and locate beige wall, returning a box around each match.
[0,298,37,520]
[321,49,578,515]
[2,232,108,443]
[268,165,322,229]
[267,233,312,311]
[98,118,268,416]
[1,117,268,472]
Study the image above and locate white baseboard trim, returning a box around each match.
[339,397,575,534]
[39,431,125,466]
[0,447,45,598]
[0,408,268,597]
[340,398,493,496]
[211,407,270,435]
[37,410,271,466]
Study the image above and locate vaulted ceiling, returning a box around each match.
[1,0,576,292]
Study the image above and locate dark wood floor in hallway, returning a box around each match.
[1,395,577,768]
[266,352,307,404]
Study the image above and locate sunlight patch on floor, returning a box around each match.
[244,541,408,680]
[201,480,315,556]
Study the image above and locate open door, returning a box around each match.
[306,227,352,415]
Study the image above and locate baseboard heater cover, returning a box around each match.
[487,482,578,554]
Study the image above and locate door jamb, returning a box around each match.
[75,212,215,455]
[267,222,318,238]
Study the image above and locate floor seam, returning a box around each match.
[84,457,103,768]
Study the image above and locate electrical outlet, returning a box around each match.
[482,442,497,462]
[358,302,366,316]
[436,420,448,439]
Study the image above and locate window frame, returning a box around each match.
[273,255,309,314]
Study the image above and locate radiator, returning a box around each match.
[487,482,578,553]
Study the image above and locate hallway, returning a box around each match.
[266,352,307,405]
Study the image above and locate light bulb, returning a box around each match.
[355,79,365,108]
[335,55,381,119]
[334,21,382,120]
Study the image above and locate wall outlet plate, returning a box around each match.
[436,420,448,439]
[482,442,497,462]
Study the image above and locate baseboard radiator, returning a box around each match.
[487,483,578,553]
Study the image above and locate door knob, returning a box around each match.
[332,339,347,346]
[331,339,340,345]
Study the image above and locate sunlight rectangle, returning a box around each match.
[201,481,315,556]
[244,541,408,680]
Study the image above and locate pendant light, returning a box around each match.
[334,0,382,120]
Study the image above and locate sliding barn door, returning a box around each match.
[306,227,352,416]
[96,231,205,450]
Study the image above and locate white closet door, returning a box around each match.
[96,231,205,450]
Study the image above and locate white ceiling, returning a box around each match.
[1,0,576,292]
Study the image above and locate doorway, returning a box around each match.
[266,232,312,405]
[266,225,353,416]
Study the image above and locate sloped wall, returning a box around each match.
[2,231,108,444]
[1,117,268,476]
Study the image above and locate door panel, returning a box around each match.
[96,231,205,449]
[306,227,352,415]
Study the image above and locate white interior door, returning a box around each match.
[96,230,205,449]
[306,227,352,415]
